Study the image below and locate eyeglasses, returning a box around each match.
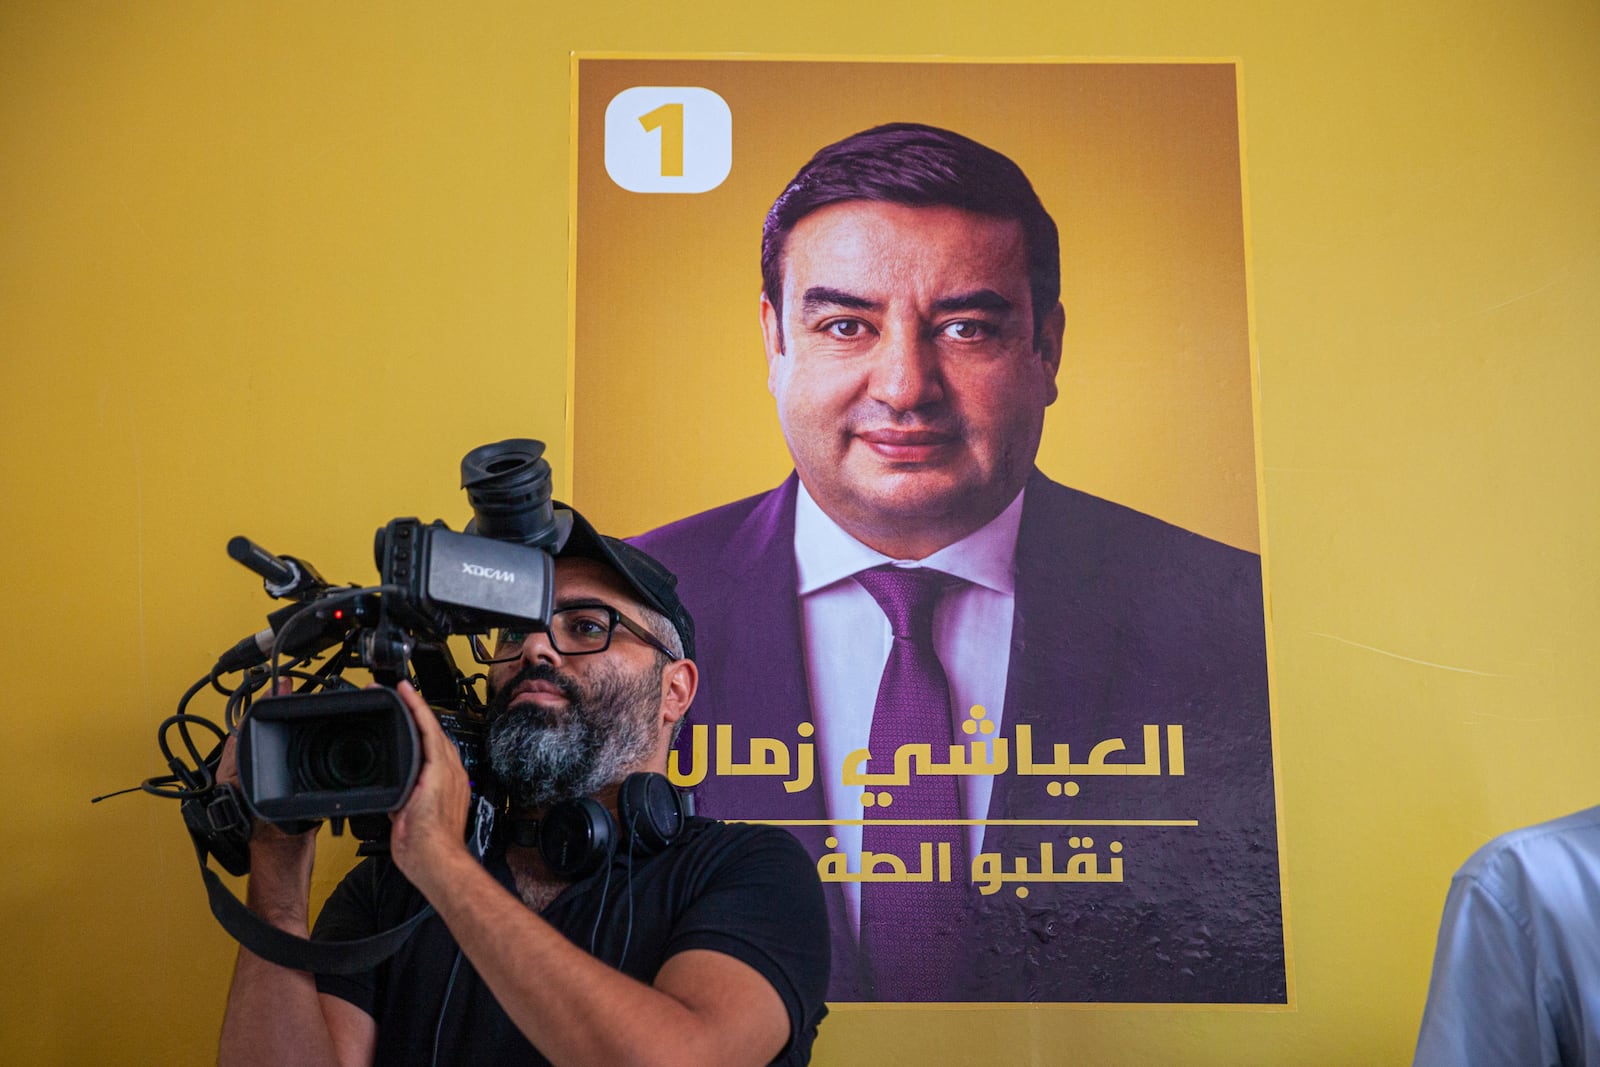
[469,604,680,664]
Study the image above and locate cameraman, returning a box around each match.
[216,520,830,1066]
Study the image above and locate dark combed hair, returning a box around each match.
[760,123,1061,342]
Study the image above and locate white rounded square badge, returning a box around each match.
[604,86,732,194]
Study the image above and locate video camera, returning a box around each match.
[142,438,566,875]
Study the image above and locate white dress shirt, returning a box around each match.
[794,481,1022,933]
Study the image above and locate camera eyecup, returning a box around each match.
[460,439,559,548]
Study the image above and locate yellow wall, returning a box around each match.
[2,2,1595,1063]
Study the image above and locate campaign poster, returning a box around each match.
[571,56,1286,1005]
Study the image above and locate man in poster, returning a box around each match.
[634,123,1284,1003]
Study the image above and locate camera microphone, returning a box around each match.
[215,539,371,674]
[228,536,327,600]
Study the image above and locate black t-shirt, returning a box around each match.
[314,817,829,1066]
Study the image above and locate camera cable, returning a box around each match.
[431,948,466,1067]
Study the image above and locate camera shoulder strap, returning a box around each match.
[191,833,435,975]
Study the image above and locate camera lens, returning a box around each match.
[241,689,419,821]
[291,717,391,792]
[321,732,381,788]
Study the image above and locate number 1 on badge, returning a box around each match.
[637,103,684,177]
[604,87,732,194]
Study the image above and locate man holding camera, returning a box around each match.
[217,519,829,1066]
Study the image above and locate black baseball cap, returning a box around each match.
[550,503,696,662]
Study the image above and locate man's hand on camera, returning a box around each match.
[387,680,473,900]
[216,679,319,929]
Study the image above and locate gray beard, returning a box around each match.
[485,660,661,811]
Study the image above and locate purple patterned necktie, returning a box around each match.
[853,565,970,1001]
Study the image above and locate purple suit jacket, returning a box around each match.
[633,471,1284,1003]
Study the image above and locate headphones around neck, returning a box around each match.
[524,772,691,881]
[434,773,690,1067]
